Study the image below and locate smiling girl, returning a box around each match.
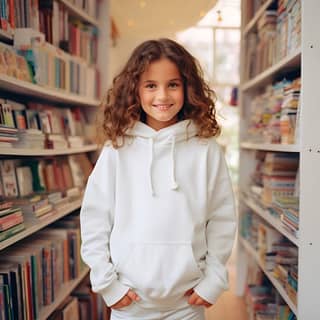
[80,38,236,320]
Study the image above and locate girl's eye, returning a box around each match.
[146,83,156,89]
[169,82,179,88]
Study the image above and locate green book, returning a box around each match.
[0,223,25,242]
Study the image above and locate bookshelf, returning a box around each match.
[0,74,100,107]
[0,0,109,319]
[237,0,320,318]
[0,144,98,156]
[39,267,89,320]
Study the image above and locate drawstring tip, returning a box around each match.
[171,182,179,190]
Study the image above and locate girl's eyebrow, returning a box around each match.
[142,78,182,83]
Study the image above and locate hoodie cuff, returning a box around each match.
[193,275,229,304]
[99,279,130,307]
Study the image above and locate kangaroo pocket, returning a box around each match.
[116,242,202,304]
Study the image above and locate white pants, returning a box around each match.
[110,302,205,320]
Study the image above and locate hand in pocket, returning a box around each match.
[110,289,140,309]
[185,288,212,308]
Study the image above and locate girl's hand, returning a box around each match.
[110,289,140,309]
[185,288,212,308]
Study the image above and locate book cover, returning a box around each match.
[0,159,18,197]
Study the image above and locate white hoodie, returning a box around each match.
[80,120,236,310]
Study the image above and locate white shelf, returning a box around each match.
[241,194,299,246]
[241,49,301,91]
[241,142,300,153]
[39,266,89,320]
[0,198,82,251]
[0,144,98,156]
[0,74,100,107]
[243,0,274,35]
[60,0,99,27]
[239,237,298,316]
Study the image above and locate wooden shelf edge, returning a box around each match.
[240,142,300,152]
[0,198,82,250]
[243,0,274,35]
[39,267,89,320]
[60,0,99,27]
[239,237,298,315]
[241,49,301,91]
[0,144,99,156]
[0,74,100,107]
[241,194,299,246]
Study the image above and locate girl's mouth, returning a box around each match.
[153,104,173,111]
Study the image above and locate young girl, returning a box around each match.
[80,38,236,320]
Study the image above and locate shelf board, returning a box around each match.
[0,29,13,42]
[239,237,298,315]
[243,0,274,35]
[0,144,98,156]
[241,142,300,152]
[60,0,99,27]
[0,198,82,251]
[39,267,89,320]
[241,194,299,246]
[241,49,301,91]
[0,74,100,107]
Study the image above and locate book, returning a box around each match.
[0,159,19,197]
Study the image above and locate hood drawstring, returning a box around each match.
[170,136,179,190]
[148,135,179,196]
[149,138,155,196]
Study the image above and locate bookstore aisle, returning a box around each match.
[0,0,111,319]
[237,0,320,319]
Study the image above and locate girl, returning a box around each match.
[80,38,236,320]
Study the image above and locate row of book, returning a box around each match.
[241,211,298,314]
[0,98,94,149]
[249,151,299,237]
[0,154,92,198]
[247,77,300,145]
[245,259,296,320]
[0,29,100,100]
[244,0,301,80]
[0,214,85,320]
[0,0,98,65]
[48,280,110,320]
[244,0,270,25]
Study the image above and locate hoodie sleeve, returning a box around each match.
[80,146,130,306]
[193,140,237,304]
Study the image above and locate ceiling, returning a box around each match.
[110,0,218,38]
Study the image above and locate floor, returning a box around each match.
[205,245,248,320]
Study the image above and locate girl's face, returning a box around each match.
[138,58,184,130]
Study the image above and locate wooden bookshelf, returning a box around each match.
[240,142,300,153]
[39,267,90,320]
[239,237,298,315]
[0,198,82,251]
[241,193,299,246]
[60,0,99,27]
[238,1,320,318]
[241,48,301,91]
[0,144,99,156]
[243,0,274,35]
[0,74,100,108]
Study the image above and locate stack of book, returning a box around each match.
[0,201,25,242]
[261,152,299,207]
[247,77,300,144]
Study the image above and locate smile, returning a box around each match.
[153,104,173,111]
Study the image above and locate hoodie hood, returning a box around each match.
[126,120,198,142]
[126,120,198,195]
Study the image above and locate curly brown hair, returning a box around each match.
[97,38,220,148]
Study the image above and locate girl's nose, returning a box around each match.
[157,87,169,100]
